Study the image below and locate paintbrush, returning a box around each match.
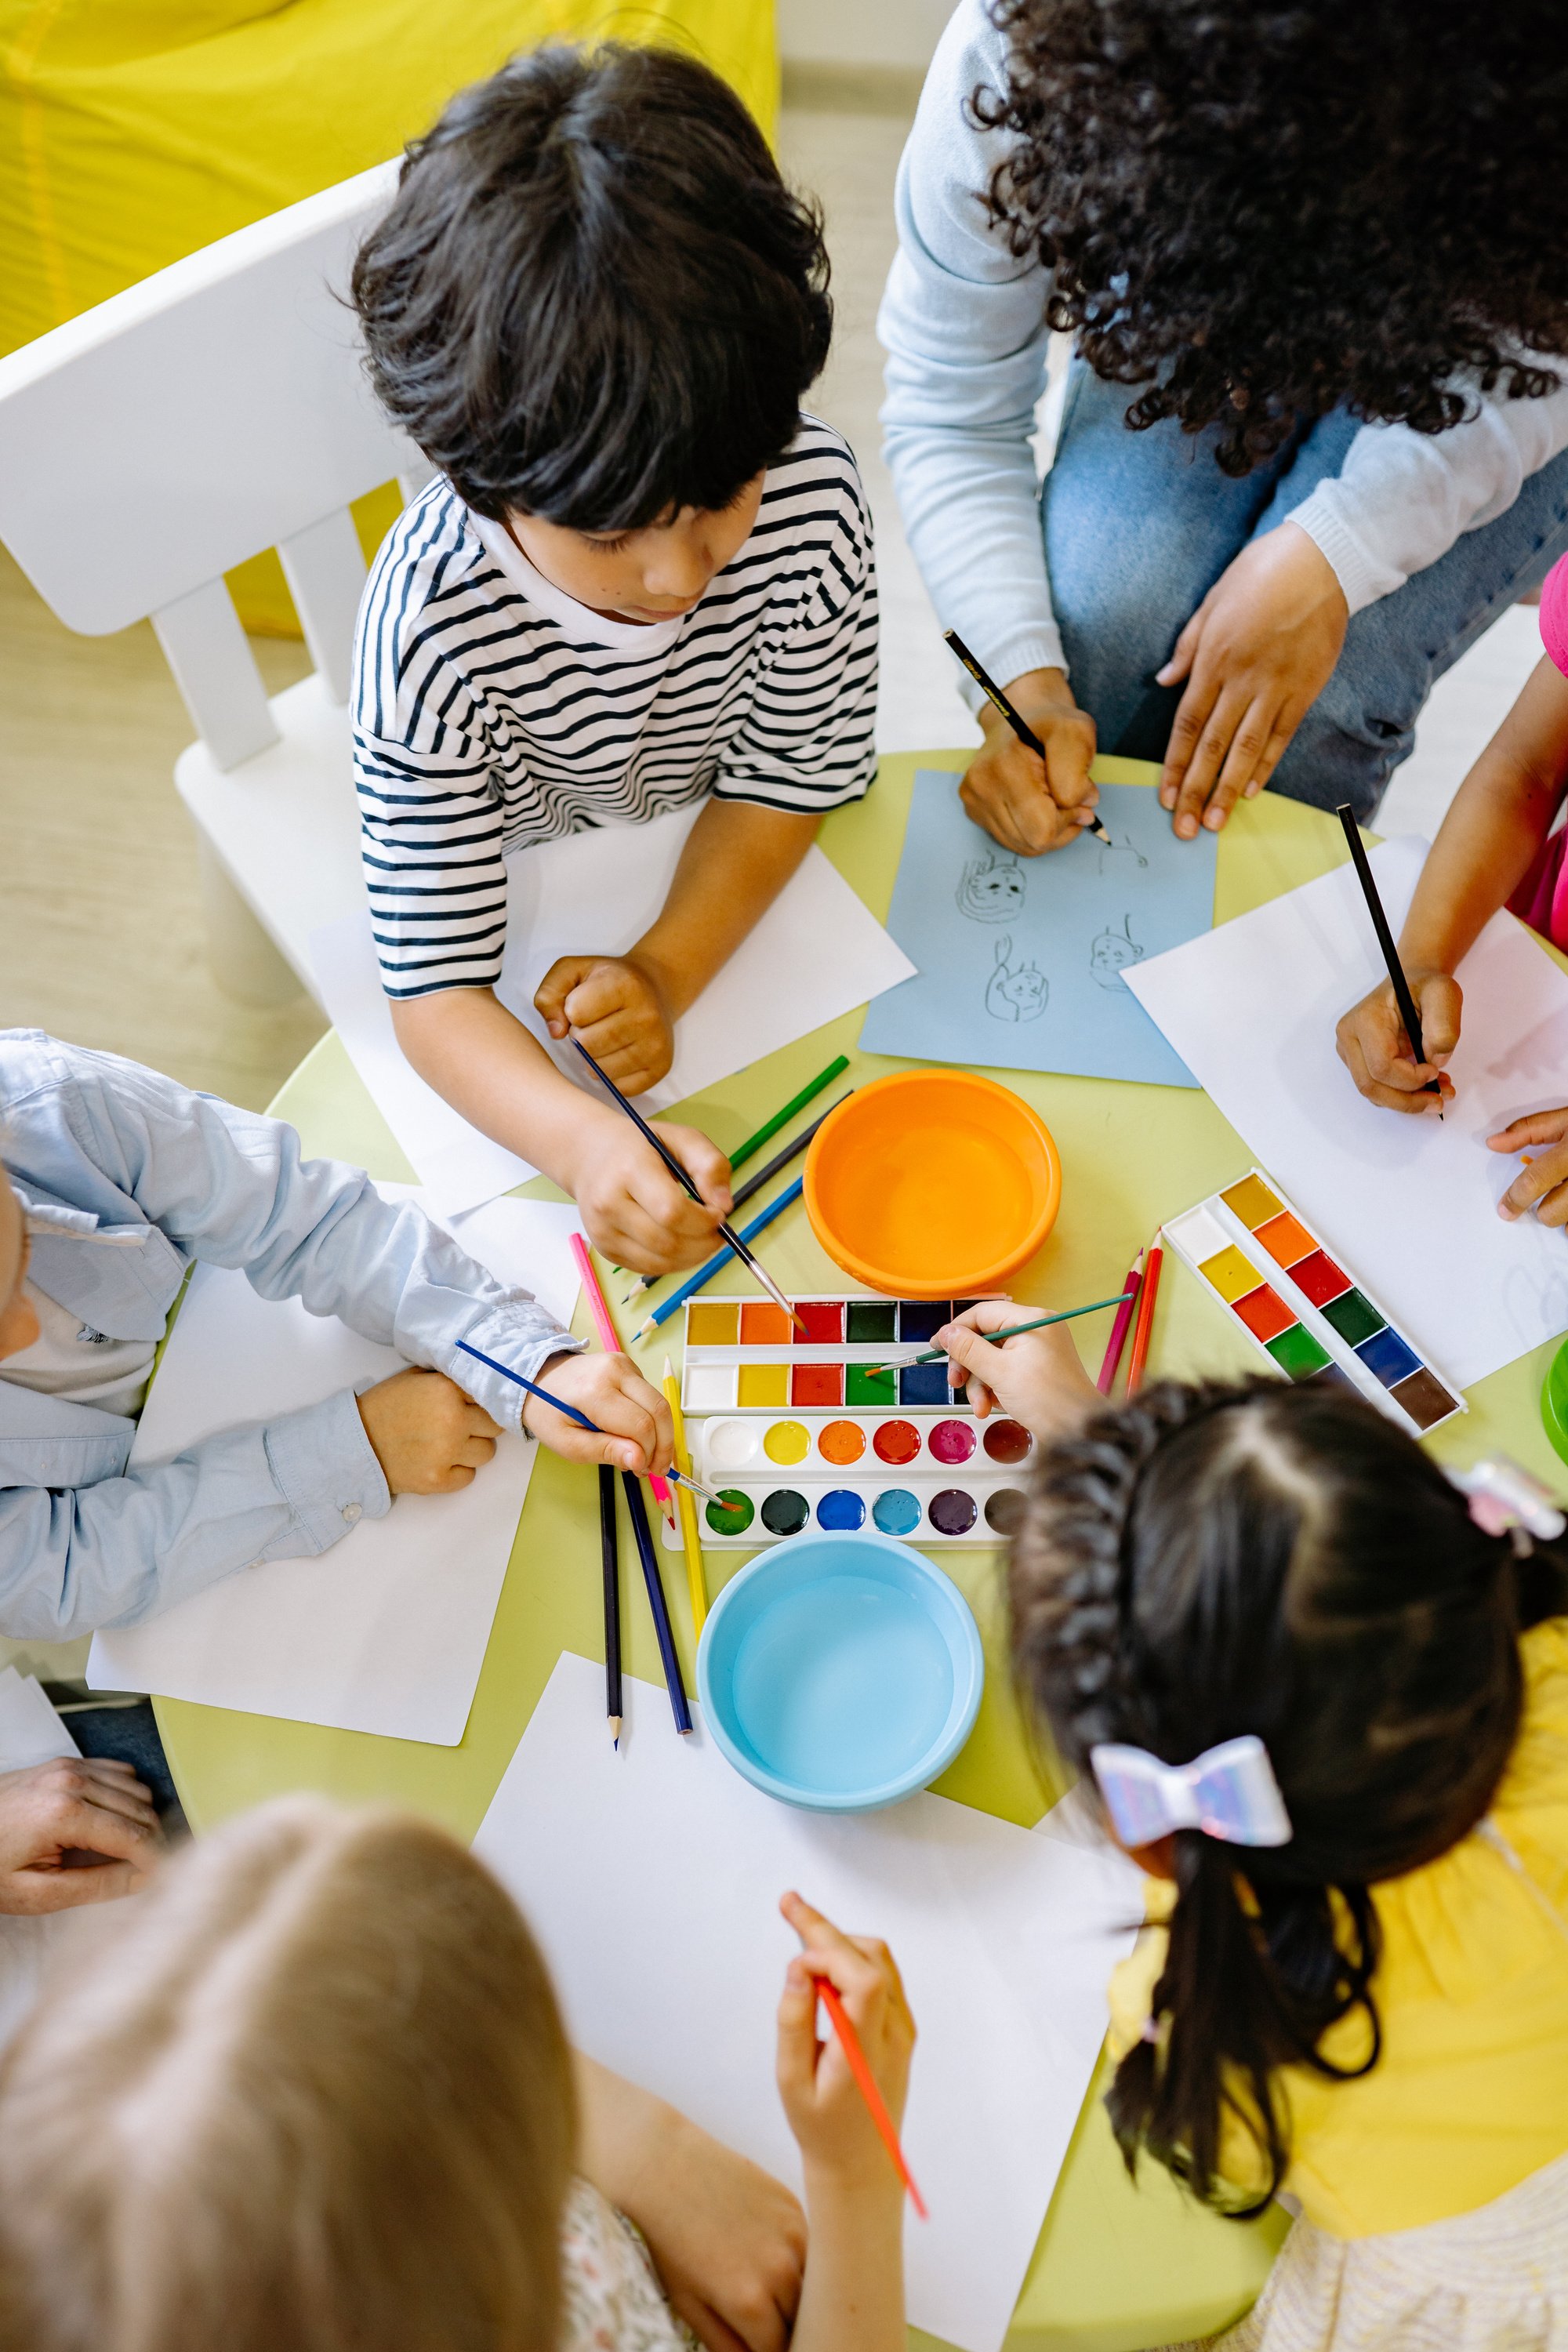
[863,1287,1137,1376]
[622,1097,849,1304]
[573,1041,806,1334]
[630,1178,804,1341]
[944,629,1112,846]
[453,1341,724,1507]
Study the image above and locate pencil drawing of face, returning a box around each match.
[956,850,1026,923]
[985,935,1048,1022]
[1090,913,1145,990]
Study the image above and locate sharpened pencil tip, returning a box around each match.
[609,1716,622,1748]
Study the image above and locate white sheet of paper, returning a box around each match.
[87,1197,582,1745]
[313,806,915,1218]
[1124,836,1568,1388]
[309,920,538,1213]
[474,1654,1140,2352]
[0,1668,79,1772]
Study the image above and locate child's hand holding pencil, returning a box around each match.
[1335,967,1460,1114]
[776,1892,918,2209]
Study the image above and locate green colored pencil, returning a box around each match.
[865,1287,1137,1374]
[729,1054,849,1172]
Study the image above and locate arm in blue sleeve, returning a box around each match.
[63,1054,581,1435]
[0,1389,390,1642]
[877,0,1063,692]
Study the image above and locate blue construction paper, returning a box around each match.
[859,774,1217,1088]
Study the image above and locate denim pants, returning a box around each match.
[1042,364,1568,819]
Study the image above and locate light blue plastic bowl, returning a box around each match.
[695,1529,985,1813]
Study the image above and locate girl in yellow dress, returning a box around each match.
[937,1305,1568,2348]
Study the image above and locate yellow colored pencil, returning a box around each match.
[662,1356,708,1635]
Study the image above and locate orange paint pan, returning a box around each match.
[804,1070,1062,1299]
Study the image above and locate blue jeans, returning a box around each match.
[1042,365,1568,819]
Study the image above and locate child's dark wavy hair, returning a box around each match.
[1009,1377,1568,2211]
[351,44,832,526]
[977,0,1568,477]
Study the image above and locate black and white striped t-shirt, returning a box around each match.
[353,418,879,999]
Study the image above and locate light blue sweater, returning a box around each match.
[879,0,1568,702]
[0,1033,579,1640]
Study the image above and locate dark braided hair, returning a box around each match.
[975,0,1568,477]
[1009,1376,1568,2210]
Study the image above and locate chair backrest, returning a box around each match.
[0,162,427,768]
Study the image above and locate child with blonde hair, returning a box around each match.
[0,1798,913,2352]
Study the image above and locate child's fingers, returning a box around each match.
[1414,973,1462,1062]
[1337,1025,1448,1114]
[1498,1142,1568,1222]
[946,1298,1015,1334]
[935,1319,1007,1395]
[533,955,598,1039]
[1487,1108,1568,1153]
[776,1955,824,2102]
[779,1892,887,2012]
[662,1125,734,1219]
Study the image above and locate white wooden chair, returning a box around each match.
[0,163,430,1004]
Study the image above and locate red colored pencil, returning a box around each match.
[1125,1243,1163,1396]
[1095,1249,1144,1395]
[812,1973,927,2220]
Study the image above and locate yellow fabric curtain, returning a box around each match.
[0,0,778,630]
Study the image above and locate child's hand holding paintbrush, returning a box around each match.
[934,1300,1104,1437]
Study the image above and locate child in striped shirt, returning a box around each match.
[350,45,878,1276]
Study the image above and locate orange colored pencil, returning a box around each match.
[812,1973,928,2220]
[1125,1242,1163,1396]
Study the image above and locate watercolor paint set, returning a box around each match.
[669,1408,1036,1548]
[671,1294,1025,1548]
[678,1294,988,1414]
[1163,1171,1463,1436]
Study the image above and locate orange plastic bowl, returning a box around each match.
[804,1071,1062,1299]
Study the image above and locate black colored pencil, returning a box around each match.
[621,1470,692,1735]
[1334,804,1443,1109]
[598,1465,622,1749]
[573,1041,804,1331]
[943,629,1112,846]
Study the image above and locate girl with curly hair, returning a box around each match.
[927,1303,1568,2347]
[881,1,1568,860]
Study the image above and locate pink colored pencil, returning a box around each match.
[1096,1250,1144,1395]
[568,1232,675,1524]
[813,1974,927,2220]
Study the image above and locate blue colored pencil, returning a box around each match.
[622,1470,692,1734]
[453,1341,720,1505]
[630,1177,806,1340]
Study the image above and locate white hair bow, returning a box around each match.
[1089,1735,1292,1850]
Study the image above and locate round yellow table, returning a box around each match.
[155,753,1559,2352]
